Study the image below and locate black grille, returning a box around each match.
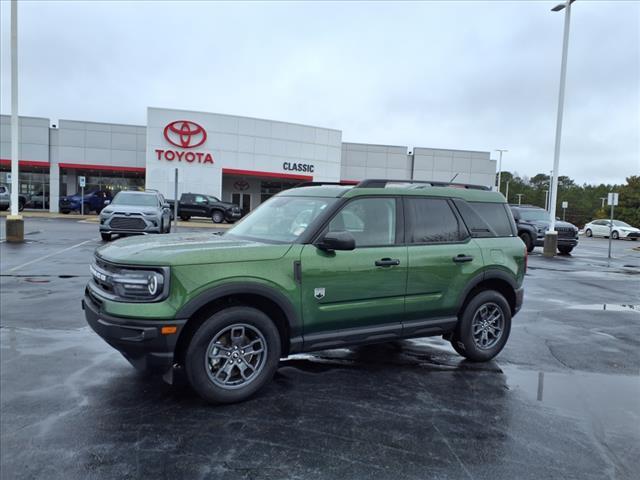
[110,217,146,230]
[556,226,576,238]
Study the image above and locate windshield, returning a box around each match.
[112,192,158,207]
[227,196,337,243]
[612,220,631,227]
[519,209,549,221]
[207,195,220,203]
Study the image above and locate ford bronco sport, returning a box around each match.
[84,179,526,404]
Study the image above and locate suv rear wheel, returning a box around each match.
[185,306,281,404]
[451,290,511,362]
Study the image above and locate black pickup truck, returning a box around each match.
[167,193,243,224]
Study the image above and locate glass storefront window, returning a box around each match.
[0,165,50,209]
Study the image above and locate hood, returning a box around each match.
[528,219,577,230]
[101,204,158,215]
[96,232,293,266]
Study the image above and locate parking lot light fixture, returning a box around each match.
[544,0,575,257]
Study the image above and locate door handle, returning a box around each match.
[375,258,400,267]
[452,254,474,263]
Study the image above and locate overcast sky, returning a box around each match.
[1,0,638,184]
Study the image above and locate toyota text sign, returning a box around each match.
[155,120,214,164]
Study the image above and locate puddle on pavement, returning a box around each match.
[567,304,640,313]
[501,365,640,432]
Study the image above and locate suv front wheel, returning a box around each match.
[185,306,281,404]
[450,290,512,362]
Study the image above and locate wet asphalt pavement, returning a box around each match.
[1,217,639,480]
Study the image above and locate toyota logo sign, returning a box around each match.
[163,120,207,149]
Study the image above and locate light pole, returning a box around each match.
[505,180,510,203]
[6,0,23,243]
[544,0,575,257]
[600,197,607,209]
[516,193,524,205]
[495,149,508,193]
[544,189,549,210]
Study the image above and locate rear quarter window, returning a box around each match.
[469,202,516,237]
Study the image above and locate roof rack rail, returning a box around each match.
[355,179,491,191]
[295,181,354,187]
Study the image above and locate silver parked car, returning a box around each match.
[99,190,172,241]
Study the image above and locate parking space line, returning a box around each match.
[5,239,97,273]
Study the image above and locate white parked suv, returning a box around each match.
[584,219,639,241]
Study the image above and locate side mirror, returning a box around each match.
[104,200,111,205]
[316,231,356,252]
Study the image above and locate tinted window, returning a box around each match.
[405,198,466,243]
[470,202,514,237]
[111,192,158,207]
[328,197,396,247]
[454,199,496,237]
[194,195,207,204]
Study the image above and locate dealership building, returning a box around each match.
[0,108,496,213]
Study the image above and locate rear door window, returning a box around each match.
[404,197,468,243]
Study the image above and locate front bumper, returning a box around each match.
[621,231,640,239]
[534,235,579,247]
[225,209,243,220]
[83,290,186,373]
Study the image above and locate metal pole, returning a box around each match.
[544,190,549,210]
[563,207,566,221]
[505,181,510,203]
[173,168,178,232]
[548,0,572,234]
[600,197,606,209]
[10,0,19,217]
[516,193,523,205]
[608,203,614,259]
[80,186,84,215]
[495,149,507,192]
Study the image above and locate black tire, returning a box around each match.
[519,232,534,253]
[558,245,573,254]
[585,228,592,237]
[61,209,70,214]
[450,290,512,362]
[612,231,619,240]
[185,306,281,404]
[101,233,111,242]
[159,219,165,234]
[211,210,225,224]
[18,200,25,212]
[180,215,190,221]
[632,238,638,241]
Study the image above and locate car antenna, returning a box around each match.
[450,173,459,182]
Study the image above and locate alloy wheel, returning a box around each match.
[204,323,267,389]
[471,302,505,350]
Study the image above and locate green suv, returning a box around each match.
[84,179,526,404]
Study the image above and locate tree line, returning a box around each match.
[498,173,640,228]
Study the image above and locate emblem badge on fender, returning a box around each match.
[314,288,325,300]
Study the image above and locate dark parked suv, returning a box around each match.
[510,205,579,254]
[84,179,526,404]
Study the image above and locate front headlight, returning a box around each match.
[90,262,169,302]
[142,211,157,216]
